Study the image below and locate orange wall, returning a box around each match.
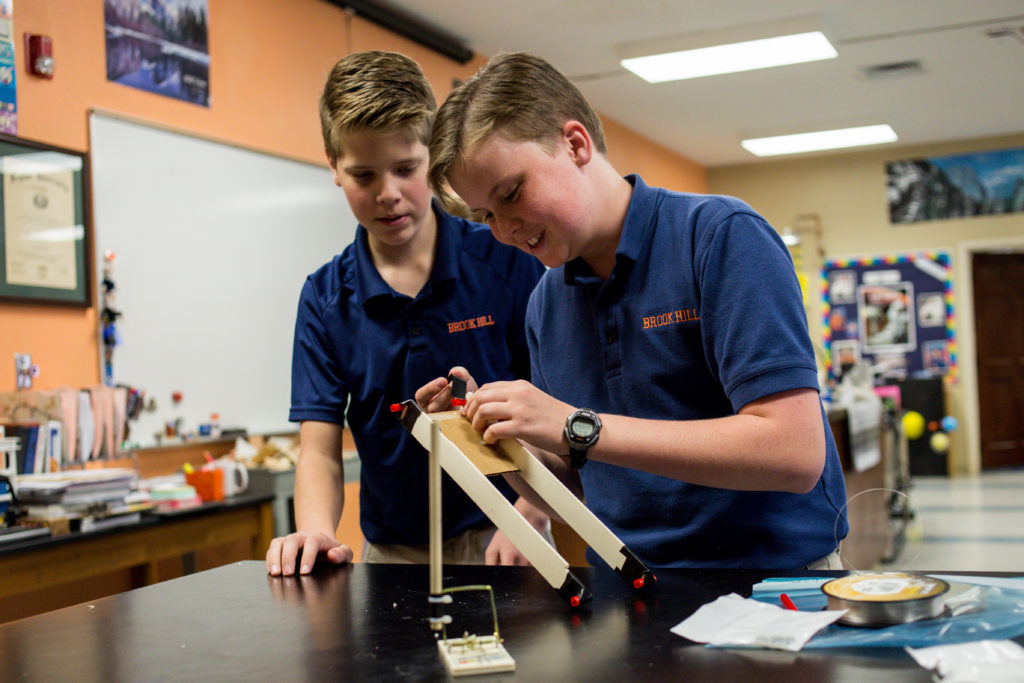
[3,0,704,391]
[603,116,706,194]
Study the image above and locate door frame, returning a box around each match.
[955,236,1024,475]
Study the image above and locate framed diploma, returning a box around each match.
[0,134,90,305]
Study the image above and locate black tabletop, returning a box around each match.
[0,561,1010,682]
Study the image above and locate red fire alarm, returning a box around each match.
[24,34,54,79]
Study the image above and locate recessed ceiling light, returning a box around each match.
[621,30,837,83]
[741,124,898,157]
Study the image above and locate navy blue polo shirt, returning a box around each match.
[290,204,545,545]
[527,176,848,569]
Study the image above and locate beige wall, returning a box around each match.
[708,133,1024,475]
[3,0,703,392]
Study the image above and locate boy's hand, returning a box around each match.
[414,366,479,412]
[485,530,531,566]
[266,531,353,576]
[484,497,550,566]
[463,379,573,455]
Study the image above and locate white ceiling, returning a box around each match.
[381,0,1024,167]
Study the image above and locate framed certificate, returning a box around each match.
[0,133,90,305]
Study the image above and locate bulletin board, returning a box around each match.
[89,112,355,446]
[821,251,955,384]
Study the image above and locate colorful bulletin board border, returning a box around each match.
[821,251,956,385]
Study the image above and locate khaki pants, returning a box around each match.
[805,549,844,570]
[362,523,556,565]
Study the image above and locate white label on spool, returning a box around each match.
[850,578,911,596]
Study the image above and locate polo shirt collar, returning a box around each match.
[563,174,655,285]
[351,199,461,306]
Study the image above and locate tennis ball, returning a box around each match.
[902,411,926,440]
[930,431,950,454]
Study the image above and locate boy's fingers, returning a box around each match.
[415,377,449,407]
[327,544,353,564]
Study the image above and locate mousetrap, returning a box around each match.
[392,395,654,677]
[437,634,515,676]
[434,584,514,676]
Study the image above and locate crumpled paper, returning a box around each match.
[906,639,1024,683]
[671,593,848,652]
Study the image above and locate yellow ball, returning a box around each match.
[930,431,950,454]
[903,411,926,440]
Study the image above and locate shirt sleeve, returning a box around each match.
[289,277,348,424]
[694,209,821,412]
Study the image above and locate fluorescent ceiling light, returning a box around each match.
[741,124,898,157]
[621,31,836,83]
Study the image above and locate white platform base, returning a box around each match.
[437,635,515,676]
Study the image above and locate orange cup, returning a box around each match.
[186,469,224,502]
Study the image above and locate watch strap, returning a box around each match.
[568,445,588,469]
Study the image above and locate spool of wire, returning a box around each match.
[821,572,949,627]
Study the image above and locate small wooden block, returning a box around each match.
[437,417,520,476]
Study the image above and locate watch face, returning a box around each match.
[571,418,595,438]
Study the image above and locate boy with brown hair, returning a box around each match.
[429,52,848,569]
[266,51,546,576]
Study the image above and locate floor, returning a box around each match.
[875,469,1024,573]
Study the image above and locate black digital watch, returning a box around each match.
[564,408,602,469]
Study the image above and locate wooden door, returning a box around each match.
[972,252,1024,469]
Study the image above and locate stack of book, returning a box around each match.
[142,475,203,511]
[16,468,146,533]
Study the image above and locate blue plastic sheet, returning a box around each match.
[751,576,1024,649]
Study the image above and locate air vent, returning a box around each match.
[863,60,924,79]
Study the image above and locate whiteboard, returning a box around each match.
[89,112,355,446]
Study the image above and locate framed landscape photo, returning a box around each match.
[0,133,90,305]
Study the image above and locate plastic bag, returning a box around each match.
[752,577,1024,649]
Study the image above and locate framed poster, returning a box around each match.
[104,0,210,106]
[887,146,1024,224]
[821,252,954,384]
[0,134,90,305]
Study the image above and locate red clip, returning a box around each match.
[389,403,402,413]
[570,595,581,607]
[633,577,645,589]
[451,398,466,407]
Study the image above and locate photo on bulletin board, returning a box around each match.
[0,134,90,306]
[922,340,949,373]
[104,0,210,106]
[821,251,955,385]
[831,339,861,378]
[858,281,915,352]
[917,292,946,327]
[827,269,857,304]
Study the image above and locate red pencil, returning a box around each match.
[779,593,798,611]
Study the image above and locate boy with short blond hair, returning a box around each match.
[319,49,434,163]
[430,52,848,570]
[266,51,546,576]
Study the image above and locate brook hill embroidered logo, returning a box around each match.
[642,308,699,329]
[448,314,495,333]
